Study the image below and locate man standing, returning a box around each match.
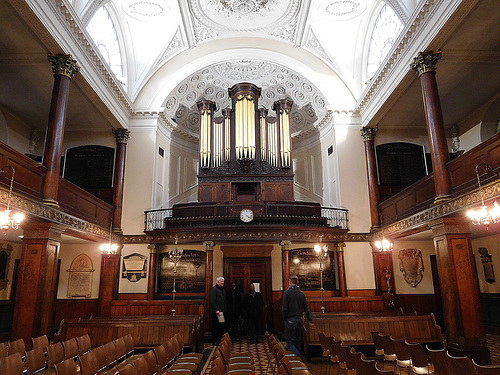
[210,276,227,345]
[243,282,264,343]
[226,282,243,341]
[282,275,315,357]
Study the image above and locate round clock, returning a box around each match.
[239,208,254,223]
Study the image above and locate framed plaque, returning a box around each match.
[158,250,205,292]
[67,254,95,298]
[289,248,336,290]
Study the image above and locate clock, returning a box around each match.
[239,208,254,223]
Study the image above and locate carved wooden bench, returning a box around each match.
[303,312,442,360]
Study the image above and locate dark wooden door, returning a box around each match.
[224,257,273,332]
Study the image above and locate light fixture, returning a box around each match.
[100,222,119,255]
[467,164,500,225]
[0,166,24,234]
[168,236,184,316]
[375,238,393,252]
[314,236,329,314]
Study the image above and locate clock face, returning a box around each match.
[240,208,254,223]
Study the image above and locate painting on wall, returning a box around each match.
[67,253,95,298]
[398,248,424,287]
[289,248,336,290]
[158,250,205,293]
[478,247,495,284]
[122,253,147,282]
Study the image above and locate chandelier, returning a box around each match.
[375,239,393,252]
[100,222,119,255]
[0,166,24,234]
[467,164,500,225]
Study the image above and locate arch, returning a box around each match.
[133,40,357,112]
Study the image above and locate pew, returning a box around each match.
[54,315,203,352]
[303,312,442,361]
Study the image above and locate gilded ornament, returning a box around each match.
[48,53,81,78]
[410,51,442,77]
[360,126,377,141]
[112,128,131,144]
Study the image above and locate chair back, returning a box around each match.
[92,346,108,372]
[116,363,137,375]
[318,332,330,356]
[346,347,364,371]
[143,350,158,375]
[55,357,78,375]
[9,339,26,358]
[153,345,168,370]
[26,347,47,375]
[427,347,452,374]
[103,341,118,366]
[371,331,384,355]
[124,334,134,357]
[472,358,500,375]
[32,335,49,352]
[379,334,396,356]
[0,352,23,375]
[404,341,429,368]
[446,351,477,374]
[131,356,149,375]
[174,334,184,354]
[62,338,79,360]
[79,351,99,375]
[114,337,128,361]
[0,342,9,358]
[47,342,65,368]
[392,338,410,361]
[76,334,92,356]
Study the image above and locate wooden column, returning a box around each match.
[147,244,157,300]
[280,240,291,289]
[98,248,121,317]
[336,242,348,297]
[112,129,130,232]
[361,127,380,228]
[410,51,451,204]
[430,218,490,364]
[371,244,395,307]
[42,53,80,207]
[12,221,63,342]
[204,241,214,328]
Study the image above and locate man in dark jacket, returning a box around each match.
[243,282,264,343]
[210,276,227,345]
[282,275,315,357]
[226,282,243,341]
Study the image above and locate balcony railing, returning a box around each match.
[145,203,349,232]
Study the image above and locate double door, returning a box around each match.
[224,257,273,332]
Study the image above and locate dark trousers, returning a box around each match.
[228,316,239,340]
[284,316,303,357]
[212,313,227,345]
[247,316,260,342]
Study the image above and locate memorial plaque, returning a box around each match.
[64,145,115,189]
[158,250,206,292]
[289,248,336,290]
[376,142,427,185]
[67,254,95,298]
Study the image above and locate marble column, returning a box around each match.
[12,221,63,342]
[410,51,451,204]
[336,242,348,297]
[147,244,157,300]
[280,240,291,290]
[112,129,130,232]
[430,218,490,364]
[361,127,380,228]
[42,53,80,207]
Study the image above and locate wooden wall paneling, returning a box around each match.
[394,294,438,316]
[54,299,99,326]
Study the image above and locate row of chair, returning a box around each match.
[209,333,255,375]
[427,347,500,375]
[264,332,313,375]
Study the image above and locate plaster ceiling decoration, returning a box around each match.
[189,0,300,37]
[155,28,185,67]
[122,0,170,21]
[304,28,333,65]
[322,0,366,20]
[162,60,328,140]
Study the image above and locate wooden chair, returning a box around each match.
[114,337,128,363]
[472,358,500,375]
[360,356,396,375]
[174,334,203,360]
[47,342,65,369]
[76,335,92,356]
[142,350,158,375]
[116,363,137,375]
[446,351,478,374]
[404,341,432,374]
[78,350,99,375]
[123,334,134,358]
[32,335,49,354]
[0,342,9,358]
[130,356,149,375]
[54,358,78,375]
[427,347,455,375]
[26,347,47,375]
[62,338,79,360]
[92,345,109,373]
[379,334,396,371]
[153,345,169,372]
[9,338,26,360]
[345,347,366,374]
[103,341,118,368]
[371,331,385,356]
[0,352,24,375]
[392,338,411,374]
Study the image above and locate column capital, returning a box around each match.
[113,128,130,144]
[203,241,215,251]
[48,53,80,79]
[280,240,291,250]
[360,127,377,141]
[336,242,346,252]
[410,51,442,77]
[147,244,157,254]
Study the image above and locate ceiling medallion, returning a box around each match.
[214,61,276,80]
[325,0,365,20]
[123,0,167,20]
[210,0,278,19]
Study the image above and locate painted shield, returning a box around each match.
[398,248,424,287]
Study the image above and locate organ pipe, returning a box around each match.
[197,100,216,170]
[260,108,268,161]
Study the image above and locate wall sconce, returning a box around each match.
[467,164,500,225]
[168,236,184,316]
[314,236,328,313]
[0,166,24,234]
[100,222,118,255]
[375,239,393,252]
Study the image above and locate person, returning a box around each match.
[226,282,243,341]
[243,282,264,343]
[282,275,315,357]
[210,276,227,345]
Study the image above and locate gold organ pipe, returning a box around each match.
[224,112,231,161]
[199,109,211,168]
[260,113,267,161]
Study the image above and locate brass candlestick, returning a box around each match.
[168,236,183,316]
[314,236,329,313]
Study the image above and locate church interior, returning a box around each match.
[1,0,500,374]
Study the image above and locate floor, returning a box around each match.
[202,333,500,374]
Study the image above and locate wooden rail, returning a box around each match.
[303,312,442,360]
[307,296,385,313]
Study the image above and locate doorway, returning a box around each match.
[224,257,273,332]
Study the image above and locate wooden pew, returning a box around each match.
[303,312,442,361]
[54,315,202,352]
